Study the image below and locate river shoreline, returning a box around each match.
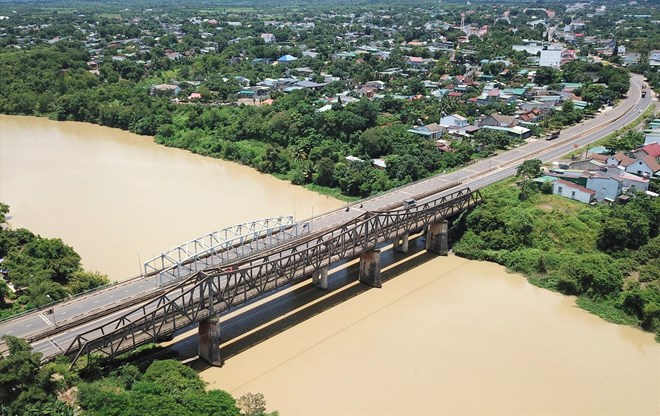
[2,113,658,414]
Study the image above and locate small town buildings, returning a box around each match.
[606,153,635,168]
[649,50,660,67]
[586,173,623,202]
[480,114,517,128]
[277,54,298,63]
[540,49,563,68]
[625,156,660,178]
[633,142,660,161]
[150,84,181,95]
[440,114,468,129]
[481,125,532,139]
[406,56,424,68]
[260,33,276,43]
[408,123,444,140]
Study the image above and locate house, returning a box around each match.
[277,54,298,63]
[476,88,501,106]
[150,84,181,95]
[480,114,517,128]
[633,143,660,162]
[188,92,201,100]
[260,33,276,43]
[295,80,327,90]
[606,153,635,168]
[649,50,660,67]
[586,173,623,202]
[406,56,424,68]
[481,125,532,139]
[645,133,660,146]
[440,114,468,129]
[553,179,595,204]
[568,157,608,171]
[606,167,650,194]
[625,156,660,178]
[408,123,444,140]
[365,80,386,90]
[165,51,183,60]
[372,158,387,169]
[519,108,544,123]
[540,49,563,68]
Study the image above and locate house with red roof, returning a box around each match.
[406,56,424,68]
[633,142,660,162]
[626,156,660,178]
[606,153,635,168]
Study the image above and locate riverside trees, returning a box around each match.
[0,335,252,416]
[0,204,110,319]
[453,182,660,339]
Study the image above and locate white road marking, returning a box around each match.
[39,313,54,326]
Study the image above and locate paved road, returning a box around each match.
[0,74,652,359]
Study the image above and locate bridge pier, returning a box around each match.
[425,220,449,256]
[198,314,223,367]
[359,249,382,288]
[393,233,409,253]
[312,266,329,289]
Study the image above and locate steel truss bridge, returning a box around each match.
[142,216,304,284]
[64,187,481,365]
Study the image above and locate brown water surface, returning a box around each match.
[204,255,660,415]
[0,115,342,279]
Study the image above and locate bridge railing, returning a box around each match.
[142,216,301,284]
[64,188,481,364]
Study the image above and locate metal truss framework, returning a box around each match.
[65,188,481,365]
[143,216,302,283]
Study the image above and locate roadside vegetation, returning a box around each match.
[0,335,276,416]
[0,204,110,320]
[453,175,660,340]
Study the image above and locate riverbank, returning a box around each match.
[452,179,660,341]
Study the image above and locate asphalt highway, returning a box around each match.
[0,74,652,360]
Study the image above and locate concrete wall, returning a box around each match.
[553,181,594,204]
[586,176,622,202]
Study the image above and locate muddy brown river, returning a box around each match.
[1,114,658,415]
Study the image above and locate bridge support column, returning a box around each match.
[312,266,329,290]
[426,220,449,256]
[393,233,409,253]
[198,314,223,367]
[359,249,382,288]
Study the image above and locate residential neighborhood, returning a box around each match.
[0,0,657,200]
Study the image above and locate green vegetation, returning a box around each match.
[453,178,660,340]
[0,204,110,320]
[0,335,276,416]
[0,2,637,200]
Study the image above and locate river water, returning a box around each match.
[1,114,658,414]
[0,115,341,279]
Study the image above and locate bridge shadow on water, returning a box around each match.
[176,235,442,371]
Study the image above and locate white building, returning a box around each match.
[540,49,563,68]
[260,33,276,43]
[440,114,468,128]
[553,179,596,204]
